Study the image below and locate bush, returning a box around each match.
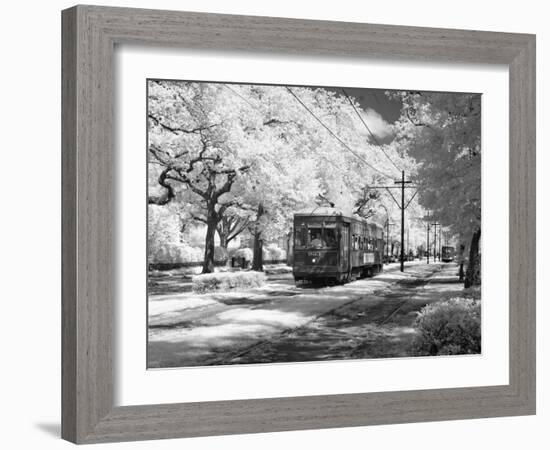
[227,245,286,263]
[192,271,266,293]
[263,244,287,261]
[411,298,481,356]
[174,246,203,264]
[214,246,229,263]
[149,244,203,264]
[149,244,230,265]
[230,247,253,261]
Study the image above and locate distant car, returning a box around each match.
[442,246,455,262]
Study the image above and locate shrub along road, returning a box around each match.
[147,262,466,367]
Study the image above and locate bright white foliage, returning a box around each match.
[148,81,420,262]
[390,91,481,247]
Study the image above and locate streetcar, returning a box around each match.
[442,245,455,263]
[292,207,384,284]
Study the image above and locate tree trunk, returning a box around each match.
[216,217,229,250]
[252,203,264,272]
[202,207,217,274]
[218,233,228,250]
[216,216,248,255]
[286,231,293,266]
[217,233,230,267]
[464,228,481,288]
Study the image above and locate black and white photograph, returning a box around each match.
[1,0,545,447]
[146,79,482,368]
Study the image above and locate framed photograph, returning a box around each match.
[62,5,536,444]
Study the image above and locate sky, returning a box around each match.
[326,86,403,145]
[345,88,403,123]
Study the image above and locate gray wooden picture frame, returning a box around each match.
[61,5,536,444]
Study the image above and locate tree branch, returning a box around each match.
[148,168,176,205]
[227,217,250,243]
[405,108,431,128]
[316,193,335,207]
[148,113,220,135]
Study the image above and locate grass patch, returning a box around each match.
[192,271,267,293]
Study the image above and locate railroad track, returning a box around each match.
[206,264,443,366]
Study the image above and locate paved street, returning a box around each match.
[147,262,465,367]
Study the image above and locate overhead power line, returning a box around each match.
[286,87,394,180]
[226,84,393,180]
[341,88,402,173]
[224,84,260,111]
[225,84,351,178]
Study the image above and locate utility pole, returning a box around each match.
[434,224,437,261]
[386,220,389,263]
[427,222,430,264]
[394,170,413,271]
[435,226,438,260]
[438,226,442,261]
[431,222,440,262]
[384,222,396,264]
[372,175,416,272]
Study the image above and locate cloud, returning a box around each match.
[362,108,394,143]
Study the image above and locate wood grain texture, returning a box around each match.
[61,7,77,443]
[61,5,536,444]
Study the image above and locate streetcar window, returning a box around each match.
[308,228,324,248]
[301,223,337,249]
[324,228,337,247]
[342,226,349,251]
[295,229,302,247]
[295,225,307,248]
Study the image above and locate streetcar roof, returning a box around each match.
[294,206,345,217]
[294,207,383,231]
